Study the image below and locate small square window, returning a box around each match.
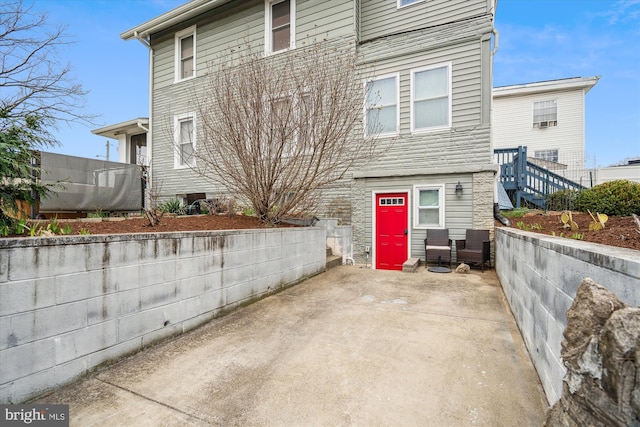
[414,185,445,228]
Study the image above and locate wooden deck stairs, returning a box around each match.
[494,146,585,209]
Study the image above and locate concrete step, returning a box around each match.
[326,255,342,270]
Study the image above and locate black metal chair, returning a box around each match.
[455,229,491,271]
[424,229,452,267]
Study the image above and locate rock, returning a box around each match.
[544,278,639,427]
[455,263,470,274]
[561,278,626,370]
[600,308,640,406]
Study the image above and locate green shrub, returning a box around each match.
[501,208,534,218]
[158,199,187,215]
[575,180,640,216]
[546,189,578,212]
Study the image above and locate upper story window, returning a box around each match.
[533,100,557,128]
[398,0,425,8]
[411,63,452,132]
[364,74,399,136]
[175,26,196,82]
[414,184,445,228]
[174,112,195,168]
[534,149,559,163]
[266,0,296,54]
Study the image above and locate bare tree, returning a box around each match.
[0,0,92,146]
[184,41,384,225]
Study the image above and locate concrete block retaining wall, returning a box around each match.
[495,227,640,405]
[318,219,353,263]
[0,227,326,403]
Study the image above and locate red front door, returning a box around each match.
[376,193,408,270]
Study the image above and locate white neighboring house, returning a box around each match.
[492,76,599,186]
[92,118,149,165]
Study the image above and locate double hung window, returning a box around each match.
[533,100,557,128]
[414,185,445,228]
[174,113,195,168]
[364,75,398,136]
[534,149,559,163]
[411,63,451,132]
[175,26,196,82]
[266,0,295,53]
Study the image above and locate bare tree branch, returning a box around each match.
[174,40,387,225]
[0,0,95,146]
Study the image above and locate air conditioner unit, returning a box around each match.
[539,121,548,128]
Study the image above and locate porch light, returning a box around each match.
[455,181,463,196]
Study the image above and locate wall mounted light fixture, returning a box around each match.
[455,181,463,196]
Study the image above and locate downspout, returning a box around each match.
[134,31,153,209]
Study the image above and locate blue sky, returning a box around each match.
[33,0,640,167]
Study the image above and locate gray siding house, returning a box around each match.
[122,0,498,269]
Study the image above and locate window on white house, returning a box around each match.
[174,113,195,168]
[175,26,196,81]
[365,75,398,136]
[266,0,295,53]
[414,185,445,228]
[534,149,559,163]
[533,99,557,128]
[398,0,424,7]
[411,64,451,132]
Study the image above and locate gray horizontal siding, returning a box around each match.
[360,0,488,42]
[151,0,355,90]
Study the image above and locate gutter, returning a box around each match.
[133,31,154,206]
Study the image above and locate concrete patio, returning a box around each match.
[35,266,548,426]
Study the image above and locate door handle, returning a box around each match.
[404,229,408,235]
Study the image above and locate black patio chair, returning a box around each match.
[455,229,491,272]
[424,229,452,267]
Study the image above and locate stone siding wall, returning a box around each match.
[0,227,326,403]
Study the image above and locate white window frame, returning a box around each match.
[410,62,452,133]
[413,184,445,229]
[534,149,559,163]
[363,73,400,137]
[270,89,314,156]
[174,25,196,83]
[265,0,296,55]
[397,0,425,8]
[174,112,196,169]
[533,99,558,128]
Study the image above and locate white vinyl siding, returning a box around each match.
[175,26,196,82]
[265,0,296,54]
[493,89,586,172]
[174,112,195,169]
[364,74,399,136]
[414,184,445,228]
[411,63,452,132]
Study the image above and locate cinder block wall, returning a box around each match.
[0,227,326,403]
[495,227,640,405]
